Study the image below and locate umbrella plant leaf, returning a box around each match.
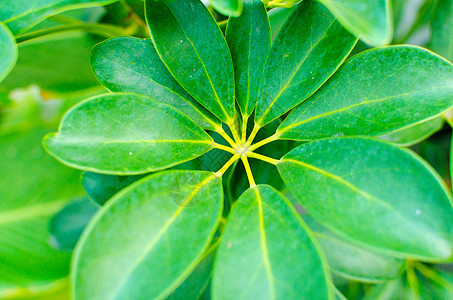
[90,37,220,130]
[430,0,453,62]
[212,185,332,300]
[255,0,357,126]
[145,0,235,123]
[72,170,223,300]
[278,137,453,261]
[43,93,213,175]
[0,22,17,83]
[318,0,392,46]
[226,0,270,117]
[278,46,453,141]
[209,0,243,16]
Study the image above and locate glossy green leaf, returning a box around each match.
[0,127,83,296]
[279,46,453,141]
[90,37,219,130]
[44,93,213,175]
[278,137,453,261]
[304,215,404,282]
[0,0,118,34]
[430,0,453,61]
[267,7,295,40]
[226,0,270,117]
[209,0,243,16]
[72,170,223,299]
[145,0,235,123]
[0,22,17,83]
[318,0,392,46]
[255,0,357,126]
[213,185,332,299]
[378,117,443,146]
[82,171,148,205]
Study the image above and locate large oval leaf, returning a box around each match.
[90,37,220,130]
[0,22,16,83]
[254,0,357,126]
[278,137,453,261]
[44,93,213,175]
[72,170,223,300]
[212,185,332,299]
[318,0,392,46]
[145,0,235,123]
[278,46,453,141]
[226,0,270,117]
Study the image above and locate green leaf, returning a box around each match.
[90,36,220,130]
[72,170,223,299]
[209,0,243,16]
[44,93,213,175]
[0,22,17,83]
[0,127,83,296]
[318,0,392,46]
[255,0,357,126]
[82,171,148,205]
[304,215,404,283]
[430,0,453,61]
[278,46,453,141]
[267,7,295,40]
[226,0,270,117]
[212,185,332,299]
[0,0,118,34]
[278,137,453,261]
[145,0,235,123]
[378,117,443,146]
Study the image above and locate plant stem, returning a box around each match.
[248,132,280,151]
[406,261,421,300]
[215,155,240,177]
[415,262,453,294]
[241,156,256,187]
[246,152,281,165]
[241,115,248,143]
[215,126,237,147]
[212,142,236,154]
[245,123,261,146]
[227,121,242,144]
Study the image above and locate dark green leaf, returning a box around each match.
[279,46,453,141]
[0,22,17,83]
[90,37,219,130]
[213,185,331,299]
[378,117,443,146]
[226,0,270,117]
[278,137,453,261]
[72,170,223,299]
[430,0,453,61]
[145,0,235,123]
[318,0,392,46]
[44,93,213,175]
[255,0,357,126]
[209,0,243,16]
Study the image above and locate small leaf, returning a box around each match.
[255,0,357,126]
[212,185,332,299]
[304,215,404,282]
[279,46,453,141]
[430,0,453,61]
[44,93,213,175]
[278,137,453,261]
[145,0,235,123]
[318,0,392,46]
[90,37,219,130]
[378,117,443,146]
[0,22,17,83]
[226,0,270,117]
[72,170,223,300]
[209,0,243,16]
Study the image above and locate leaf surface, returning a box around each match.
[278,137,453,261]
[0,22,17,83]
[430,0,453,61]
[72,170,223,300]
[378,117,443,146]
[209,0,243,16]
[44,93,213,175]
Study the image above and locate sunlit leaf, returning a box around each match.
[209,0,243,16]
[0,22,17,83]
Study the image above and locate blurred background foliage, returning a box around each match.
[1,0,453,299]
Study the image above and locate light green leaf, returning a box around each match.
[318,0,392,46]
[278,137,453,261]
[279,46,453,141]
[209,0,243,16]
[226,0,270,117]
[212,185,332,300]
[255,0,357,126]
[430,0,453,61]
[72,170,223,300]
[0,0,118,34]
[304,215,404,283]
[0,22,17,83]
[44,93,214,175]
[267,7,295,40]
[145,0,235,123]
[378,117,443,146]
[90,37,219,130]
